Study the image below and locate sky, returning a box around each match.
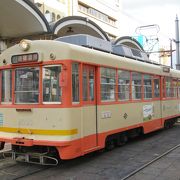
[121,0,180,48]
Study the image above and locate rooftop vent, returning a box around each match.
[56,34,112,52]
[56,34,156,65]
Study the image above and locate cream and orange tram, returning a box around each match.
[0,35,179,165]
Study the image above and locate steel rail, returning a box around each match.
[120,143,180,180]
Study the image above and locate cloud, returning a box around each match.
[120,1,180,42]
[122,0,180,10]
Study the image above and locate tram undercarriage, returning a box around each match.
[11,145,59,165]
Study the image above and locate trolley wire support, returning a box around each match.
[135,24,160,53]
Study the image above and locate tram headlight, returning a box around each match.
[19,39,31,51]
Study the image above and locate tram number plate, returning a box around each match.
[101,111,112,119]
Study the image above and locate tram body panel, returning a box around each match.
[0,108,82,140]
[97,101,163,133]
[161,100,180,119]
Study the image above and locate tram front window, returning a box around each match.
[1,70,12,103]
[43,66,61,103]
[15,67,39,103]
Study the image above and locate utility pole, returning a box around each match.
[175,15,180,70]
[170,39,173,68]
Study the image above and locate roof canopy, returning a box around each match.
[114,36,144,51]
[53,16,110,41]
[0,0,109,41]
[0,0,50,39]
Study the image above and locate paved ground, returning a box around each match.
[128,145,180,180]
[1,124,180,180]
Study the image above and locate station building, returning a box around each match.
[0,0,143,53]
[31,0,122,39]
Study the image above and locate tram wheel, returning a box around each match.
[116,134,128,146]
[105,139,115,151]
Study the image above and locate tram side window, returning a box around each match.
[15,67,39,103]
[89,68,94,101]
[172,79,177,98]
[165,77,171,98]
[83,67,95,102]
[118,70,130,101]
[178,80,180,98]
[153,77,160,98]
[132,72,142,100]
[1,70,12,103]
[101,67,116,101]
[72,63,79,103]
[43,66,61,103]
[83,67,88,101]
[143,74,152,99]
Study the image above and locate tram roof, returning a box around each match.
[0,39,179,78]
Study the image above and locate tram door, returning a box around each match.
[82,65,97,151]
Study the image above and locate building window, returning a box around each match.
[45,10,50,14]
[72,63,79,103]
[1,70,12,103]
[153,77,160,98]
[143,74,152,99]
[43,66,61,103]
[118,70,130,101]
[101,67,116,101]
[132,72,142,100]
[52,12,56,22]
[57,14,61,20]
[78,3,88,14]
[78,3,116,26]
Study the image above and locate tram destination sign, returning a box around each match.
[11,53,38,64]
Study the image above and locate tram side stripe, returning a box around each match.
[0,127,78,136]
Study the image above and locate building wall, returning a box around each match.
[75,0,121,38]
[33,0,68,22]
[33,0,122,39]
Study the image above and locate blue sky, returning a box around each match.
[121,0,180,43]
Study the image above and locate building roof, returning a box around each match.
[0,0,109,41]
[114,36,144,51]
[52,16,110,41]
[0,0,50,39]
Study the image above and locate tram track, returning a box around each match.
[0,152,53,180]
[12,166,52,180]
[0,160,53,180]
[121,141,180,180]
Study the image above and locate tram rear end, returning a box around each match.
[0,40,80,165]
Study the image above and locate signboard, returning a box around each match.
[143,104,153,121]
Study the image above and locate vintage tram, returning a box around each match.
[0,35,179,165]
